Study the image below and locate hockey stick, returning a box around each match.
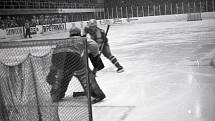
[99,24,110,56]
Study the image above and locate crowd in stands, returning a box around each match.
[35,15,68,25]
[1,0,214,29]
[0,12,98,29]
[0,0,103,9]
[0,15,68,29]
[0,16,21,29]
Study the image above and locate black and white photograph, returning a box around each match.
[0,0,215,121]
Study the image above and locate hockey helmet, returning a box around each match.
[88,19,97,27]
[69,27,81,36]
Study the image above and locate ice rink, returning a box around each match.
[1,17,215,121]
[91,19,215,121]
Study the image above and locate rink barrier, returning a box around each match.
[0,27,25,41]
[0,23,67,41]
[42,23,67,33]
[30,26,39,35]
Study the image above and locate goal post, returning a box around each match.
[0,37,93,121]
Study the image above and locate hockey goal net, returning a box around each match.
[187,12,202,21]
[0,37,92,121]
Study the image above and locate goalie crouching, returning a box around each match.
[46,26,106,104]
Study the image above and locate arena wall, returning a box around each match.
[1,12,214,42]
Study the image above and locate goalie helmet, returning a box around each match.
[69,27,81,36]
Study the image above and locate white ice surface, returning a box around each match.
[91,19,215,121]
[1,18,215,121]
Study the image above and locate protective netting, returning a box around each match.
[0,37,92,121]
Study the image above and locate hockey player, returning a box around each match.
[24,20,32,38]
[85,19,124,73]
[71,23,105,73]
[46,27,106,104]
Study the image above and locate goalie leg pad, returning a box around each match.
[89,54,104,71]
